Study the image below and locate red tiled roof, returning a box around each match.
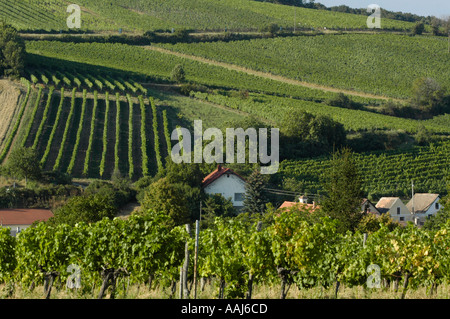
[278,201,320,211]
[202,164,246,188]
[0,209,53,226]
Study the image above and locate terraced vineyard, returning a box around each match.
[2,72,172,180]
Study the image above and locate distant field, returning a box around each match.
[157,33,450,99]
[0,0,415,32]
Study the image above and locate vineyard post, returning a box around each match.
[181,224,191,299]
[193,219,200,299]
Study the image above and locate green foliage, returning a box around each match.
[412,22,425,35]
[158,34,449,99]
[0,82,31,163]
[32,86,54,150]
[4,146,41,184]
[243,170,269,215]
[151,97,163,174]
[279,141,450,198]
[0,228,16,282]
[171,64,186,83]
[127,94,134,179]
[21,86,43,147]
[320,148,364,233]
[280,109,346,159]
[53,88,76,171]
[201,194,236,229]
[140,177,199,227]
[83,90,98,176]
[138,95,149,177]
[40,87,64,166]
[0,22,25,78]
[48,194,117,227]
[67,89,87,175]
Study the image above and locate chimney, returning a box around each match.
[312,201,316,209]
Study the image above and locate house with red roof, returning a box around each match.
[202,165,247,210]
[0,208,53,236]
[278,195,320,212]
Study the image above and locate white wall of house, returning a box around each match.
[414,197,443,225]
[204,174,246,207]
[387,198,412,223]
[1,224,29,236]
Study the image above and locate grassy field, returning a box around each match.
[2,281,449,299]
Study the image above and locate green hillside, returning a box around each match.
[0,1,448,196]
[157,33,450,99]
[1,0,415,32]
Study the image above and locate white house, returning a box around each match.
[202,165,247,210]
[361,198,381,216]
[406,193,442,226]
[0,208,54,236]
[376,197,411,224]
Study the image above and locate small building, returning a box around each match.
[406,193,442,226]
[0,208,54,236]
[361,198,381,216]
[278,196,320,212]
[202,165,247,210]
[375,197,411,224]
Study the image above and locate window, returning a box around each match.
[397,207,401,215]
[435,202,439,210]
[234,193,245,202]
[399,217,405,221]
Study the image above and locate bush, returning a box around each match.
[171,64,186,83]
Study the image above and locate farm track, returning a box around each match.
[142,45,402,102]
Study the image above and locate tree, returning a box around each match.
[320,148,364,233]
[201,193,236,229]
[412,22,425,35]
[280,110,346,159]
[0,22,25,78]
[243,169,268,215]
[5,146,41,187]
[171,64,186,83]
[140,177,200,227]
[48,193,117,226]
[410,77,446,114]
[356,212,400,233]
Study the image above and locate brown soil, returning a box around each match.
[0,80,25,149]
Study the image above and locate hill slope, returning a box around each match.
[1,0,415,32]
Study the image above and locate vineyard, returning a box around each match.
[278,141,450,198]
[0,0,415,32]
[1,211,450,299]
[157,33,450,99]
[0,69,172,180]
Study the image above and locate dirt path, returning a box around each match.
[142,45,399,102]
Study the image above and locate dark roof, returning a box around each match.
[202,165,246,188]
[406,193,440,214]
[375,197,400,214]
[0,209,53,226]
